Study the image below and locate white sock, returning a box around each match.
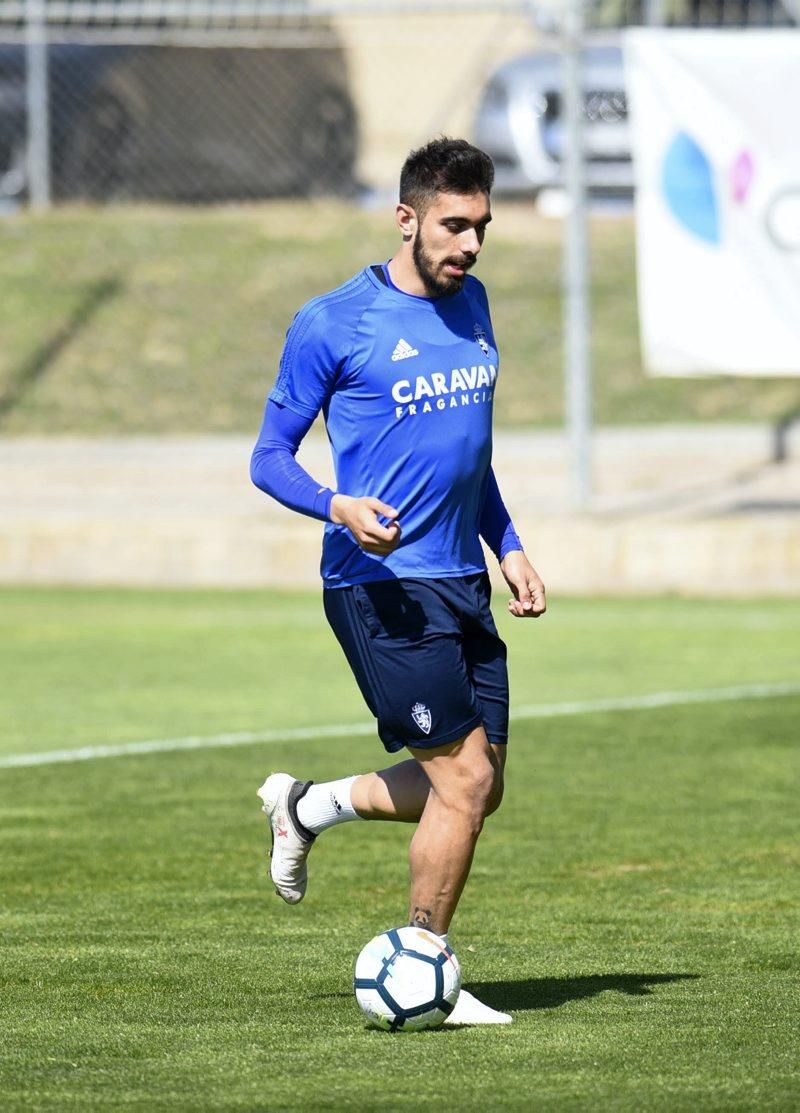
[295,776,362,835]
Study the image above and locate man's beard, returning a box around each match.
[412,232,473,298]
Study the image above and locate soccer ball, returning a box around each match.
[353,925,461,1032]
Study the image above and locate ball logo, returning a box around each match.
[411,702,432,734]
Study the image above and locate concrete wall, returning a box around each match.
[2,427,799,594]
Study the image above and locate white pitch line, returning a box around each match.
[1,681,799,770]
[511,680,800,720]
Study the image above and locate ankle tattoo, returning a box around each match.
[410,906,433,930]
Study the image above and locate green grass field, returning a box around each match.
[2,589,799,1110]
[2,204,799,434]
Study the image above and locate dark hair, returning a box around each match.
[400,137,494,216]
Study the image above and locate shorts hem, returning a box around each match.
[402,711,484,752]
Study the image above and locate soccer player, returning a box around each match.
[251,138,545,1025]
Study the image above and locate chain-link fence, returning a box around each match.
[1,4,363,204]
[0,1,538,206]
[2,0,795,208]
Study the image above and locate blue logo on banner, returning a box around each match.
[662,131,720,245]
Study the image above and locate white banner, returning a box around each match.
[624,29,800,376]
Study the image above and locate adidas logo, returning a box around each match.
[391,338,419,362]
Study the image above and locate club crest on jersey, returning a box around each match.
[474,323,490,357]
[411,702,432,735]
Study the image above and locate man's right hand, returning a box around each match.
[330,495,402,556]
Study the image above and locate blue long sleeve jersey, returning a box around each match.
[250,264,522,588]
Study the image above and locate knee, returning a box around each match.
[448,758,497,832]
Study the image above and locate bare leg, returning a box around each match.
[265,733,505,918]
[350,743,506,825]
[405,726,504,936]
[350,759,429,821]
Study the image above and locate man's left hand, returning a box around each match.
[500,551,546,618]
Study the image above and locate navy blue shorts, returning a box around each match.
[323,572,509,754]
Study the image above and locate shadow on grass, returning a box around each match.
[470,972,699,1012]
[311,972,698,1013]
[0,275,123,421]
[313,974,699,1034]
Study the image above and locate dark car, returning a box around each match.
[474,41,631,196]
[0,40,358,202]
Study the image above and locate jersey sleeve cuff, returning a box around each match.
[498,527,524,562]
[268,387,321,421]
[317,488,334,521]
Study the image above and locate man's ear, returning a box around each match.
[396,203,417,243]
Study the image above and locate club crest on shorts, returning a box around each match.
[411,702,432,735]
[473,323,490,357]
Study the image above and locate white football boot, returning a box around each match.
[443,988,513,1026]
[257,773,316,905]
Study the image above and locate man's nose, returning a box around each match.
[460,228,481,256]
